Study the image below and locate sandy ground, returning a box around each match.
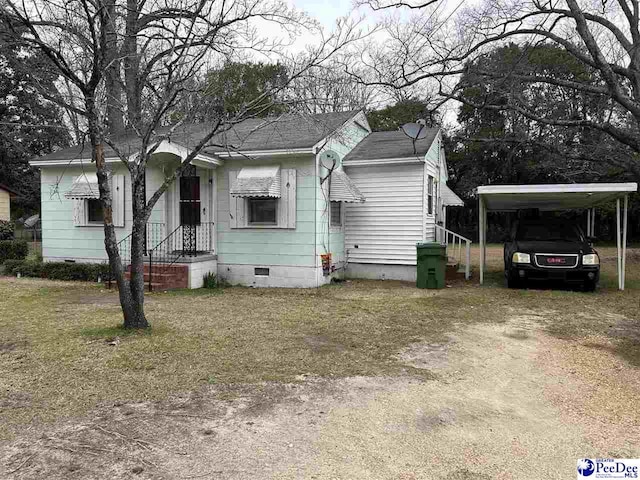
[2,309,639,480]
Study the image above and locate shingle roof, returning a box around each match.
[32,110,360,163]
[342,128,440,162]
[0,183,20,196]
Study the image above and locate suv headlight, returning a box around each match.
[512,252,531,264]
[583,253,599,265]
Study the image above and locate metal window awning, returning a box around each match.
[230,166,281,197]
[329,170,365,203]
[64,173,99,199]
[441,184,464,206]
[477,183,638,290]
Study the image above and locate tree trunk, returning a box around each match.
[123,173,149,329]
[124,0,142,131]
[86,96,149,329]
[104,0,124,136]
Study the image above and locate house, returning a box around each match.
[0,183,19,222]
[29,110,466,289]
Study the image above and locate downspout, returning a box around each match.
[314,149,319,288]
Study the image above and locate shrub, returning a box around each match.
[0,239,28,264]
[3,259,112,282]
[0,220,14,240]
[202,272,218,289]
[3,259,41,277]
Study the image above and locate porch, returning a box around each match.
[114,221,217,290]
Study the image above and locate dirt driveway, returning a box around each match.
[3,305,638,479]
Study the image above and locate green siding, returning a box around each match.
[40,165,166,262]
[216,156,317,267]
[314,112,370,272]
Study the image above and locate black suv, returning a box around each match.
[504,218,600,291]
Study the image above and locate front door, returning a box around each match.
[179,166,200,255]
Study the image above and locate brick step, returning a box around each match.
[125,271,179,280]
[126,264,187,274]
[123,263,189,290]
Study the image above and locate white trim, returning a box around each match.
[31,154,221,168]
[31,158,122,166]
[214,148,314,158]
[478,183,638,195]
[343,157,425,167]
[140,140,222,166]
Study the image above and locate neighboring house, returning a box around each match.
[0,183,19,221]
[29,110,466,288]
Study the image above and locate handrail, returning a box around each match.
[107,223,166,289]
[107,231,133,289]
[146,222,215,292]
[435,224,472,280]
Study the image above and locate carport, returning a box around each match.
[477,183,638,290]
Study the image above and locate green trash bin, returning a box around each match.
[416,242,446,289]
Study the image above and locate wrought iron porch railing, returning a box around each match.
[435,224,472,280]
[107,222,214,291]
[107,222,166,289]
[147,222,215,291]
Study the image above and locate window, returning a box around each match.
[249,198,278,225]
[330,201,342,227]
[427,175,434,215]
[87,199,104,223]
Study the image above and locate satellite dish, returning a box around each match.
[400,122,428,140]
[24,214,40,229]
[319,150,340,170]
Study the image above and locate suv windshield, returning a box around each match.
[516,223,583,242]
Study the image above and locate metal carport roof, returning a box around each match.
[476,183,638,290]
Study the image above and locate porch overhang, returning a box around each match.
[143,140,222,168]
[476,183,638,290]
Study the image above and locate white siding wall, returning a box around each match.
[423,131,444,242]
[345,163,424,265]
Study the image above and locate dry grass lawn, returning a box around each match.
[0,245,638,443]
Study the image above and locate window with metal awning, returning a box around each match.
[64,173,100,199]
[64,172,126,228]
[329,170,365,203]
[230,165,281,198]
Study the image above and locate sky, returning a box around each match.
[289,0,463,124]
[293,0,352,29]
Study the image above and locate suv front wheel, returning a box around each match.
[506,270,523,289]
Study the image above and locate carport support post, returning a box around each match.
[615,197,629,290]
[616,199,622,290]
[622,195,628,290]
[479,197,486,284]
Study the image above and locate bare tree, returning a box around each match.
[351,0,640,165]
[1,0,364,328]
[286,61,378,113]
